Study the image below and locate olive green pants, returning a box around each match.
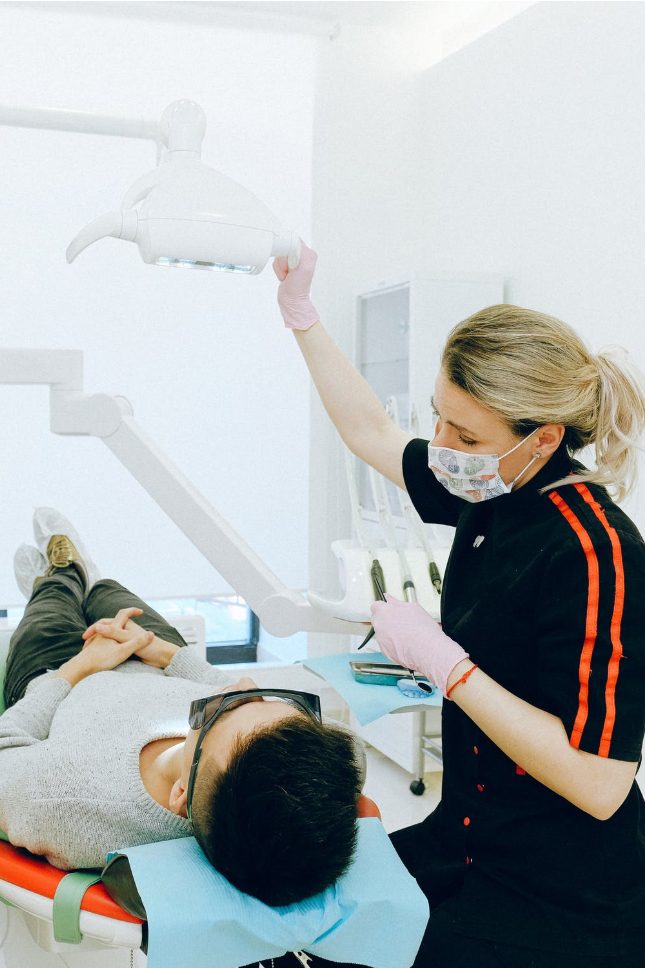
[3,566,187,709]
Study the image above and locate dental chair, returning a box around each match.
[0,626,144,966]
[0,627,384,968]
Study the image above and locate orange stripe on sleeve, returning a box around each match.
[574,484,625,756]
[548,491,600,750]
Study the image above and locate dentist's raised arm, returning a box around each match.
[273,242,412,489]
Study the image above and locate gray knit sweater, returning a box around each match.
[0,649,233,870]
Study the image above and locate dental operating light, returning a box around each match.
[65,100,301,274]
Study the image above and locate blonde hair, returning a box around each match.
[441,304,645,503]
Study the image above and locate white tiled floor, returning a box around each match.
[362,745,442,833]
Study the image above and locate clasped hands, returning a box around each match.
[55,608,179,687]
[370,594,470,699]
[81,608,179,670]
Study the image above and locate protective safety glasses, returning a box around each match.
[186,688,322,822]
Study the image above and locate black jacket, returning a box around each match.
[396,439,645,956]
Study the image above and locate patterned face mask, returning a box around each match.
[427,428,541,503]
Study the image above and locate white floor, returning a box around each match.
[362,745,441,832]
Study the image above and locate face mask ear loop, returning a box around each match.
[500,425,541,460]
[509,450,543,490]
[502,426,543,490]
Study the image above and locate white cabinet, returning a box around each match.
[356,272,504,438]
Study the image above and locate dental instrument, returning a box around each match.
[397,678,435,699]
[389,397,443,595]
[356,566,386,650]
[368,465,415,602]
[353,458,392,648]
[307,452,395,622]
[345,449,386,601]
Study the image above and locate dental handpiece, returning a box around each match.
[403,577,418,603]
[358,567,386,650]
[370,559,386,601]
[429,561,442,595]
[357,568,433,692]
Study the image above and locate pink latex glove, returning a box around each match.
[272,240,321,331]
[370,594,470,698]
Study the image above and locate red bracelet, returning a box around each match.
[446,663,479,700]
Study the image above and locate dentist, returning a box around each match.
[273,243,645,968]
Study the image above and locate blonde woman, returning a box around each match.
[273,244,645,968]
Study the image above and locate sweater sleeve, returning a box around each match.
[0,674,70,752]
[163,647,235,689]
[0,675,71,842]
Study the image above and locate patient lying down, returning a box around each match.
[0,508,364,906]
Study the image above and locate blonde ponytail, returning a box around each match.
[441,305,645,503]
[591,347,645,502]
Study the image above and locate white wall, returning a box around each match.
[0,5,316,603]
[3,0,643,619]
[308,19,429,655]
[310,1,645,628]
[416,0,645,531]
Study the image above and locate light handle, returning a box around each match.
[270,231,301,270]
[66,210,138,263]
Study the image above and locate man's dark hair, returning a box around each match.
[191,718,361,906]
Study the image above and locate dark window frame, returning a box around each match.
[206,609,259,665]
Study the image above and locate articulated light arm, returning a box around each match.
[1,350,360,637]
[0,104,334,632]
[0,105,159,144]
[0,349,83,390]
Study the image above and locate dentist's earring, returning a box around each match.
[534,452,542,459]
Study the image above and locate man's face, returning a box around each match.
[180,676,303,788]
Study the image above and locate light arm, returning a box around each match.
[0,105,158,142]
[0,349,362,638]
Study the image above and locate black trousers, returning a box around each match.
[387,819,642,968]
[3,567,188,709]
